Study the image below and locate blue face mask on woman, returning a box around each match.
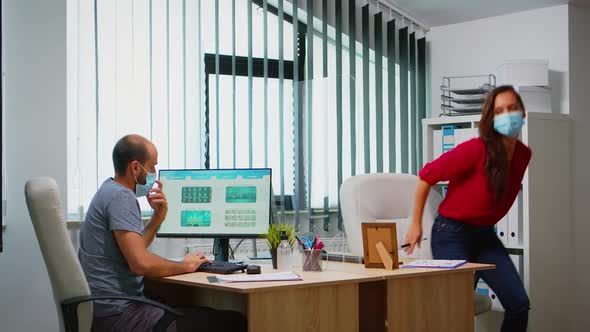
[493,111,524,138]
[135,164,157,197]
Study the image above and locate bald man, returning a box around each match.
[79,134,246,332]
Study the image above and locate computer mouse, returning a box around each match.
[246,265,261,274]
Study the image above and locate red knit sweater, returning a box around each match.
[419,138,531,226]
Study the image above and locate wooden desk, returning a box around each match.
[146,261,494,332]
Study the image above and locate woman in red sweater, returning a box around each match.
[404,85,531,332]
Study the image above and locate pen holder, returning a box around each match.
[301,248,323,272]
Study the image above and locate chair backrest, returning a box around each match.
[25,177,92,332]
[340,173,442,259]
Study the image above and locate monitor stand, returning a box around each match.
[213,238,230,262]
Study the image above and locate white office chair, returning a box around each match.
[24,177,181,332]
[340,173,492,315]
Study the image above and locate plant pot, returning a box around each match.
[270,248,277,269]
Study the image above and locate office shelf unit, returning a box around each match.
[422,113,573,332]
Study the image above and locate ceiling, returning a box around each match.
[386,0,586,27]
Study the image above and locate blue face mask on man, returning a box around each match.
[134,163,157,197]
[493,111,524,138]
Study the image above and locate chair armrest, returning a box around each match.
[61,295,183,332]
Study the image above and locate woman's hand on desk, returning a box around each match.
[183,253,209,272]
[403,222,422,255]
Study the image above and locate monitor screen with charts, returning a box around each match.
[157,168,272,238]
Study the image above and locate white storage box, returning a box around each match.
[497,60,549,87]
[518,86,552,113]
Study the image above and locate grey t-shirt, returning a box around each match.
[79,178,144,317]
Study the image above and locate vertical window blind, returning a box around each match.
[68,0,427,240]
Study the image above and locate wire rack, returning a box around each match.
[440,74,496,116]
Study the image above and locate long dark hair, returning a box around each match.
[479,85,525,200]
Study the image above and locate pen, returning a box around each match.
[400,238,428,248]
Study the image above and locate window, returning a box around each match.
[204,54,296,196]
[68,0,428,254]
[67,0,297,217]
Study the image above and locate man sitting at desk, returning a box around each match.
[79,134,246,332]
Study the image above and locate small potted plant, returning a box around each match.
[260,222,296,269]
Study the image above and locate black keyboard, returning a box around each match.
[196,261,248,274]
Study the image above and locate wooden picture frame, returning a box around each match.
[361,222,399,269]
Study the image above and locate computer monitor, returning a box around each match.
[157,168,272,238]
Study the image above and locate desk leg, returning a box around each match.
[387,272,474,332]
[248,283,359,332]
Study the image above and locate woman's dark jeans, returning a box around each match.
[432,214,530,332]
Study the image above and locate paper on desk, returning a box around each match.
[401,259,468,269]
[215,271,303,283]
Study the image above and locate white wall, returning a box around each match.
[0,0,67,331]
[569,4,590,331]
[427,5,570,116]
